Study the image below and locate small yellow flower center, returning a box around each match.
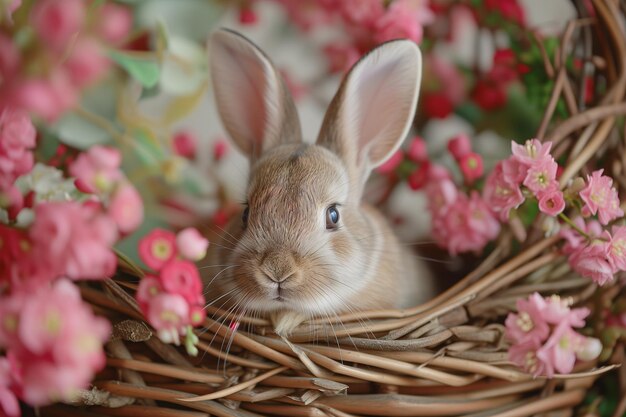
[516,312,534,332]
[467,157,477,169]
[152,239,173,260]
[19,239,31,252]
[590,189,607,205]
[525,351,538,373]
[160,310,181,324]
[559,335,570,350]
[496,185,512,197]
[93,172,111,192]
[525,142,537,158]
[612,239,626,257]
[148,285,159,296]
[3,314,18,333]
[44,310,62,335]
[191,311,203,324]
[76,334,99,353]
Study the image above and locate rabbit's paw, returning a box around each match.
[270,310,306,337]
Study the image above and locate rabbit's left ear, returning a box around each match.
[316,40,422,191]
[209,29,302,163]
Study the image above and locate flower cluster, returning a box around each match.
[267,0,434,73]
[505,293,601,377]
[69,146,143,234]
[561,218,626,286]
[484,139,565,220]
[0,0,132,121]
[0,109,35,204]
[0,110,144,416]
[136,228,209,354]
[0,280,110,411]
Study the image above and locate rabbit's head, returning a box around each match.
[209,29,422,315]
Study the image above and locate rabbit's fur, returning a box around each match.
[206,29,434,335]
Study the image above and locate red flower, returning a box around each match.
[422,92,454,119]
[484,0,525,26]
[472,80,507,110]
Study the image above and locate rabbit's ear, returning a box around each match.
[316,40,422,192]
[209,29,302,161]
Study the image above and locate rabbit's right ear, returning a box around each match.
[316,40,422,197]
[209,29,302,162]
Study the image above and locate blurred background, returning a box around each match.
[1,0,581,262]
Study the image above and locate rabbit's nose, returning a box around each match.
[260,251,297,284]
[264,271,295,283]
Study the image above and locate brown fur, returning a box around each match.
[206,30,433,335]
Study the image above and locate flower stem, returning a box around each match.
[558,212,591,240]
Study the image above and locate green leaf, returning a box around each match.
[132,128,166,165]
[110,50,160,88]
[53,112,112,149]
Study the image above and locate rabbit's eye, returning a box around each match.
[242,206,249,226]
[325,205,340,230]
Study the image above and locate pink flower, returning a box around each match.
[147,293,189,344]
[522,157,558,196]
[459,152,484,184]
[69,145,123,194]
[576,337,602,361]
[0,34,20,78]
[136,275,163,312]
[538,188,565,216]
[579,170,624,225]
[30,0,85,49]
[275,0,332,31]
[9,280,110,406]
[432,191,500,255]
[406,136,427,163]
[536,322,585,377]
[172,130,197,159]
[138,229,177,271]
[429,55,466,105]
[541,295,589,327]
[338,0,384,26]
[213,139,229,162]
[376,150,403,175]
[447,133,471,160]
[0,358,19,417]
[10,72,78,122]
[501,158,526,185]
[505,293,549,345]
[176,228,209,261]
[483,161,525,221]
[511,139,551,167]
[607,225,626,271]
[30,202,118,281]
[324,44,361,74]
[0,109,36,188]
[509,339,547,377]
[374,0,434,44]
[98,3,133,45]
[64,39,110,88]
[560,217,602,255]
[569,242,615,286]
[425,178,457,214]
[159,260,203,305]
[108,182,144,234]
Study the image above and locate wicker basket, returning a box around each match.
[41,1,626,416]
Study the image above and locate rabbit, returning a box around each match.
[205,29,434,336]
